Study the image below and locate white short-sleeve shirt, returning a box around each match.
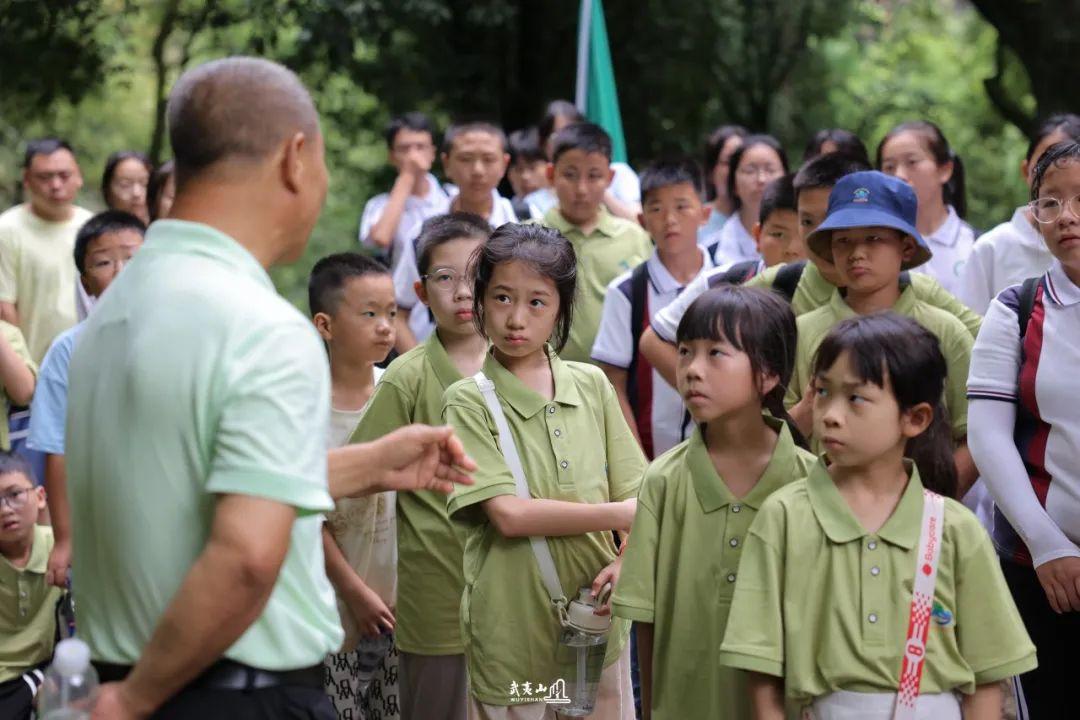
[649,260,763,344]
[590,248,714,457]
[358,173,450,274]
[710,214,759,269]
[394,190,517,343]
[958,207,1052,315]
[910,205,976,297]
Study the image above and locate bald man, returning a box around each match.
[67,57,474,720]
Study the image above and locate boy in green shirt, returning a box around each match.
[541,122,653,363]
[0,453,60,720]
[787,170,978,494]
[350,213,491,720]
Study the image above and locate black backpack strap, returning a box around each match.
[707,259,760,289]
[1017,276,1041,340]
[626,262,651,410]
[771,260,807,302]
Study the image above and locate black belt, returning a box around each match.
[93,659,324,691]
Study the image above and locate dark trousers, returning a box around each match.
[150,685,336,719]
[0,675,35,720]
[1002,559,1080,719]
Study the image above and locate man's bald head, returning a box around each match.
[167,57,320,186]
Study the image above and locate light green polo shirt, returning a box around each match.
[611,419,815,719]
[747,262,982,337]
[350,331,467,655]
[443,348,646,705]
[0,321,35,451]
[0,525,61,683]
[66,220,342,669]
[787,286,973,439]
[541,207,653,364]
[719,460,1036,705]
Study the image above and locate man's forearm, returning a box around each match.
[328,443,382,500]
[44,454,70,543]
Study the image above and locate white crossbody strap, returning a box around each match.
[473,372,568,612]
[893,490,946,720]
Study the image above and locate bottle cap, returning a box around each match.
[564,586,611,635]
[52,638,92,676]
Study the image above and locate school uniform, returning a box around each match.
[709,214,759,269]
[611,420,815,719]
[787,285,974,444]
[359,173,450,273]
[910,206,976,298]
[393,190,517,344]
[351,334,470,720]
[539,208,653,364]
[718,460,1036,717]
[696,206,728,247]
[958,207,1053,315]
[590,248,714,458]
[443,349,646,712]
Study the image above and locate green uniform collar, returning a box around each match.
[424,331,466,390]
[829,281,918,319]
[542,206,622,238]
[806,458,925,549]
[687,417,798,513]
[482,346,582,419]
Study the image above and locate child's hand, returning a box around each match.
[590,558,622,616]
[45,538,72,588]
[344,580,396,638]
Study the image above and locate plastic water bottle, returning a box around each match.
[37,638,99,720]
[557,586,611,717]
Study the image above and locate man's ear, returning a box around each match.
[281,131,307,194]
[312,311,333,342]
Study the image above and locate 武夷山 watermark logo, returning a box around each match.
[508,678,570,705]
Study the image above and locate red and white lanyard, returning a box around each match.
[893,490,946,720]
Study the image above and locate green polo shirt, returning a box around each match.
[611,419,815,719]
[541,207,653,364]
[0,321,34,451]
[0,525,61,683]
[443,348,646,704]
[747,262,982,337]
[66,220,342,669]
[787,286,973,439]
[719,460,1036,705]
[350,332,467,655]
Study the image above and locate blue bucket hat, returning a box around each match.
[807,170,931,270]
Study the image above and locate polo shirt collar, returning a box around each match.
[806,458,925,549]
[1010,206,1044,249]
[482,345,582,419]
[687,417,797,513]
[646,246,714,295]
[543,206,621,238]
[1045,260,1080,307]
[145,220,273,290]
[1,526,50,575]
[831,283,918,318]
[927,206,962,248]
[424,331,465,390]
[409,173,449,210]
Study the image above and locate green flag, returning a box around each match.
[575,0,627,163]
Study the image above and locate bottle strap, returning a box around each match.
[893,490,946,720]
[473,372,569,620]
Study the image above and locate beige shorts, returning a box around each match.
[467,646,633,720]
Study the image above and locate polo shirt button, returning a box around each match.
[867,541,877,551]
[870,566,880,576]
[868,613,878,624]
[19,590,26,598]
[731,504,742,513]
[729,538,739,548]
[548,406,556,414]
[19,609,26,617]
[554,429,561,437]
[560,460,569,469]
[727,573,736,583]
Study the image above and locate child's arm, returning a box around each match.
[482,496,635,539]
[0,329,34,406]
[962,682,1003,720]
[599,363,644,449]
[44,454,71,587]
[322,524,395,636]
[365,168,419,250]
[638,328,679,388]
[603,190,642,222]
[636,622,655,720]
[955,441,979,498]
[747,672,785,720]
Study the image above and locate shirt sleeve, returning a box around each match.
[912,272,982,339]
[957,240,996,316]
[350,378,415,444]
[590,279,634,369]
[358,195,387,248]
[27,335,68,454]
[0,228,19,304]
[718,500,786,677]
[599,373,647,502]
[610,491,661,623]
[941,324,973,439]
[652,272,711,343]
[952,506,1038,685]
[443,391,517,524]
[206,320,334,514]
[393,245,421,310]
[610,163,642,205]
[967,297,1021,403]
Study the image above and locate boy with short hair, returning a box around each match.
[28,210,146,588]
[788,170,977,492]
[541,122,654,363]
[506,127,549,220]
[351,213,492,720]
[0,452,61,720]
[308,253,400,719]
[394,121,516,350]
[592,159,714,459]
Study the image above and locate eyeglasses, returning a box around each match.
[736,165,783,180]
[421,268,468,291]
[0,488,31,510]
[1030,194,1080,224]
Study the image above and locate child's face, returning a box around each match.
[754,209,800,267]
[390,129,436,175]
[317,274,397,365]
[711,135,744,204]
[443,131,510,201]
[108,158,151,223]
[1034,160,1080,274]
[549,149,613,226]
[879,131,952,214]
[82,228,144,297]
[732,145,785,215]
[831,227,914,296]
[798,187,846,286]
[677,333,771,424]
[417,237,483,339]
[813,351,927,468]
[483,260,560,360]
[508,158,549,198]
[0,472,44,546]
[640,182,707,253]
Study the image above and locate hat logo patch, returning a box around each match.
[853,187,870,203]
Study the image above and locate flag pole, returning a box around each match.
[575,0,592,112]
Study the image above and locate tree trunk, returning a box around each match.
[148,0,182,165]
